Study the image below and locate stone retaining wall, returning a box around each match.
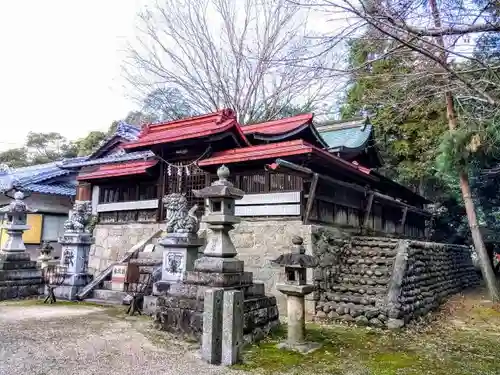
[313,235,479,328]
[90,220,315,314]
[89,223,162,275]
[231,219,313,313]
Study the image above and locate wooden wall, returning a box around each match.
[92,168,427,239]
[306,179,426,238]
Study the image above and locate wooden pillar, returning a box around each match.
[362,192,374,230]
[397,207,408,235]
[304,173,319,224]
[76,182,91,201]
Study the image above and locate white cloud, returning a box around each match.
[0,0,149,150]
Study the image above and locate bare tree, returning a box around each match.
[290,0,500,106]
[292,0,500,299]
[124,0,339,124]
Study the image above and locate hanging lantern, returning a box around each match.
[185,166,190,176]
[177,167,182,176]
[167,164,172,176]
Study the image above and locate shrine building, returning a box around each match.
[60,109,431,302]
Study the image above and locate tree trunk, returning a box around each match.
[458,169,500,301]
[429,0,500,301]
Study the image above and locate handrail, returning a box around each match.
[75,229,163,300]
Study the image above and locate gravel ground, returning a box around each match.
[0,303,249,375]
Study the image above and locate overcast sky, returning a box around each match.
[0,0,150,151]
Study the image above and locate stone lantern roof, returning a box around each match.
[193,165,244,199]
[272,236,318,268]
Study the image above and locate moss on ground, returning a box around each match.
[236,290,500,375]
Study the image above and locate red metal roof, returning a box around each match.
[77,160,158,181]
[198,140,373,178]
[123,109,250,149]
[242,113,313,135]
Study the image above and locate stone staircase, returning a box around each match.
[78,230,163,305]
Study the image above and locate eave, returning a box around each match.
[77,160,159,181]
[198,139,376,182]
[123,109,250,150]
[243,113,329,148]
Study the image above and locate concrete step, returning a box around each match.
[82,298,124,307]
[91,288,128,303]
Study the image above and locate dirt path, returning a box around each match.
[0,302,247,375]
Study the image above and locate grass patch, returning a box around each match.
[237,296,500,375]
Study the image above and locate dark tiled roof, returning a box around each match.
[23,183,76,196]
[0,123,142,197]
[59,150,155,168]
[0,160,79,196]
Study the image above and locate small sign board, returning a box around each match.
[111,264,128,291]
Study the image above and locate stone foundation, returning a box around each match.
[313,235,479,328]
[90,221,478,328]
[90,220,351,315]
[230,219,316,314]
[0,253,44,301]
[153,283,280,344]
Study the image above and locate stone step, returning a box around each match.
[83,298,125,307]
[0,269,42,281]
[91,288,128,303]
[137,250,163,260]
[0,260,38,270]
[129,258,162,267]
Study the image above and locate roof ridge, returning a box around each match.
[243,113,313,131]
[142,109,235,133]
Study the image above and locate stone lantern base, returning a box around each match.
[0,252,43,301]
[275,283,322,354]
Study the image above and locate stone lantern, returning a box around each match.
[273,236,320,354]
[0,191,36,254]
[0,191,43,300]
[193,164,244,265]
[38,241,54,270]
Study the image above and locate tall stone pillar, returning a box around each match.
[0,191,43,300]
[54,201,93,300]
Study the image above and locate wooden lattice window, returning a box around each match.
[163,163,209,218]
[270,173,302,192]
[240,174,266,193]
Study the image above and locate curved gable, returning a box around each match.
[242,113,328,148]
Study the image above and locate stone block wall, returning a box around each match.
[313,235,479,328]
[90,220,314,314]
[231,219,313,313]
[89,223,162,275]
[155,291,280,345]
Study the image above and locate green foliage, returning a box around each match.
[0,148,30,168]
[0,130,105,168]
[73,131,107,156]
[341,38,448,195]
